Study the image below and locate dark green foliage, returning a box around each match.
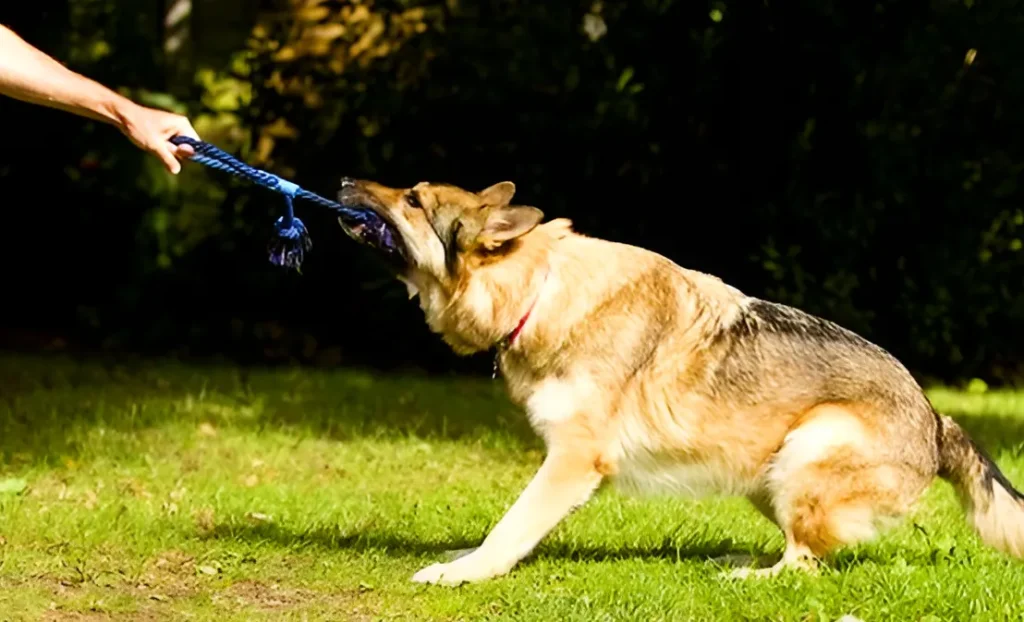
[2,0,1023,384]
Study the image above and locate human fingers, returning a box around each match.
[156,142,183,174]
[167,115,200,141]
[165,117,198,160]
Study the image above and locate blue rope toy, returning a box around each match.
[169,135,399,271]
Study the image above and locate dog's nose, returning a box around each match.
[340,176,356,188]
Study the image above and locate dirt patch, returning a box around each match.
[148,549,195,574]
[40,610,155,622]
[213,579,372,618]
[2,549,202,613]
[131,549,201,600]
[215,579,311,610]
[2,554,376,620]
[40,612,111,621]
[2,575,177,621]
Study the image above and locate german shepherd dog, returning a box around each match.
[336,177,1024,585]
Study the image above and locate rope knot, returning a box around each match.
[169,135,315,271]
[269,195,313,270]
[266,177,312,269]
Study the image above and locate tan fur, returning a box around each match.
[334,178,1024,585]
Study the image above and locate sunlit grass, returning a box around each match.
[1,353,1023,620]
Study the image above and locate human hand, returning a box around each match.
[114,101,199,174]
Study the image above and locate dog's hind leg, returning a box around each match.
[726,526,818,579]
[709,490,781,571]
[726,403,931,579]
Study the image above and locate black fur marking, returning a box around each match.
[709,299,880,371]
[704,297,914,407]
[973,437,1024,502]
[445,219,463,275]
[938,409,1024,503]
[932,407,946,470]
[730,299,867,347]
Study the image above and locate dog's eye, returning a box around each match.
[406,193,422,209]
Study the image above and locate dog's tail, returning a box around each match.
[936,412,1024,557]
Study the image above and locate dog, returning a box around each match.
[335,177,1024,585]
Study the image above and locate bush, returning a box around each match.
[3,0,1024,386]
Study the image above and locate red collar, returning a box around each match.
[500,300,537,350]
[493,294,540,380]
[496,269,549,353]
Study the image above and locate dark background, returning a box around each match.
[2,0,1022,386]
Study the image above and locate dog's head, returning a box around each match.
[337,177,544,287]
[336,177,564,353]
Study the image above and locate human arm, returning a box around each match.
[0,24,198,174]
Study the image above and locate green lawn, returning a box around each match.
[1,353,1023,621]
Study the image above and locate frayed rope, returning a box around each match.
[169,135,390,271]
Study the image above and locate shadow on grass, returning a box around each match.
[2,352,1024,481]
[203,516,957,573]
[201,520,764,567]
[0,351,538,467]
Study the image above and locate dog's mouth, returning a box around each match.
[336,181,407,269]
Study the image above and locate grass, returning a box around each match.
[1,353,1024,621]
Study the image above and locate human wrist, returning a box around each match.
[97,91,138,131]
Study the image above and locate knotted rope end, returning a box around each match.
[268,214,313,271]
[266,178,312,272]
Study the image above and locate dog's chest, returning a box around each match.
[521,374,594,433]
[517,373,755,498]
[611,454,756,499]
[609,412,760,498]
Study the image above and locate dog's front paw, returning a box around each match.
[411,554,507,586]
[411,562,458,585]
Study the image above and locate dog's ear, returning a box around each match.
[478,181,516,207]
[477,205,544,250]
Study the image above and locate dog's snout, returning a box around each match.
[340,176,356,188]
